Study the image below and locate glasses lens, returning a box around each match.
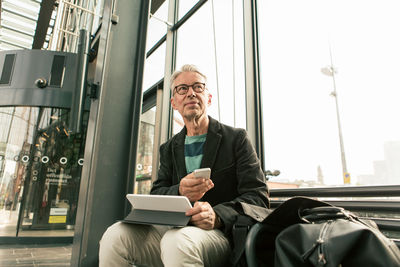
[174,83,205,95]
[193,83,205,93]
[176,85,188,95]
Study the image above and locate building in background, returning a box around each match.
[358,141,400,185]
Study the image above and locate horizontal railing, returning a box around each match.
[269,185,400,198]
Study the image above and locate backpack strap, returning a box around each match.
[231,215,255,266]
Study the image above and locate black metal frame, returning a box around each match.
[245,0,264,168]
[142,78,163,113]
[32,0,56,49]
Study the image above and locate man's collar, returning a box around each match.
[174,116,220,145]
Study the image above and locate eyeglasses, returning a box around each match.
[174,82,206,95]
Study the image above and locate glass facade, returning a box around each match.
[134,1,399,244]
[0,107,87,236]
[173,0,246,133]
[0,0,398,249]
[258,0,400,189]
[138,0,399,192]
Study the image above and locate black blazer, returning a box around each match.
[151,116,269,234]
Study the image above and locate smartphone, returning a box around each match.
[193,168,211,179]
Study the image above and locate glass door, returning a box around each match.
[0,107,88,237]
[0,49,91,238]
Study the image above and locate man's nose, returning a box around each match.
[186,86,196,96]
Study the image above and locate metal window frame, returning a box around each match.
[142,78,162,113]
[243,0,264,169]
[146,0,207,58]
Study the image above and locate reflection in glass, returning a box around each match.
[135,107,156,194]
[0,107,87,236]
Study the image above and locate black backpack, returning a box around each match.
[231,197,400,267]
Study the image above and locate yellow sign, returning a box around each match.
[49,215,67,224]
[343,172,351,184]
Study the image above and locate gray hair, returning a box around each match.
[169,64,207,91]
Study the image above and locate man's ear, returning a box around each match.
[171,97,177,110]
[207,93,212,107]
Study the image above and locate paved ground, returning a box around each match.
[0,243,72,267]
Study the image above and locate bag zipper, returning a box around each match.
[302,220,333,266]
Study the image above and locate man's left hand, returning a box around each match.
[186,201,221,230]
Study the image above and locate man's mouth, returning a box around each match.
[185,101,198,107]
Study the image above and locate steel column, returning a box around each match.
[70,0,150,266]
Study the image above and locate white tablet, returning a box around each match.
[126,194,192,212]
[124,194,193,226]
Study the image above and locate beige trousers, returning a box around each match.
[99,222,231,267]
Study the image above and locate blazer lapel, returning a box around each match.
[172,129,188,179]
[201,117,222,169]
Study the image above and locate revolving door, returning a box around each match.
[0,48,90,238]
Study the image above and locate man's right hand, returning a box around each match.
[179,172,214,202]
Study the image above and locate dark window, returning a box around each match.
[49,55,66,87]
[0,54,16,85]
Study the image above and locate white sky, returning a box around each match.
[258,0,400,185]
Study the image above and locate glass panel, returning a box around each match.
[143,43,166,91]
[0,107,87,236]
[135,107,156,195]
[147,0,169,51]
[173,0,246,134]
[178,0,199,20]
[259,0,400,188]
